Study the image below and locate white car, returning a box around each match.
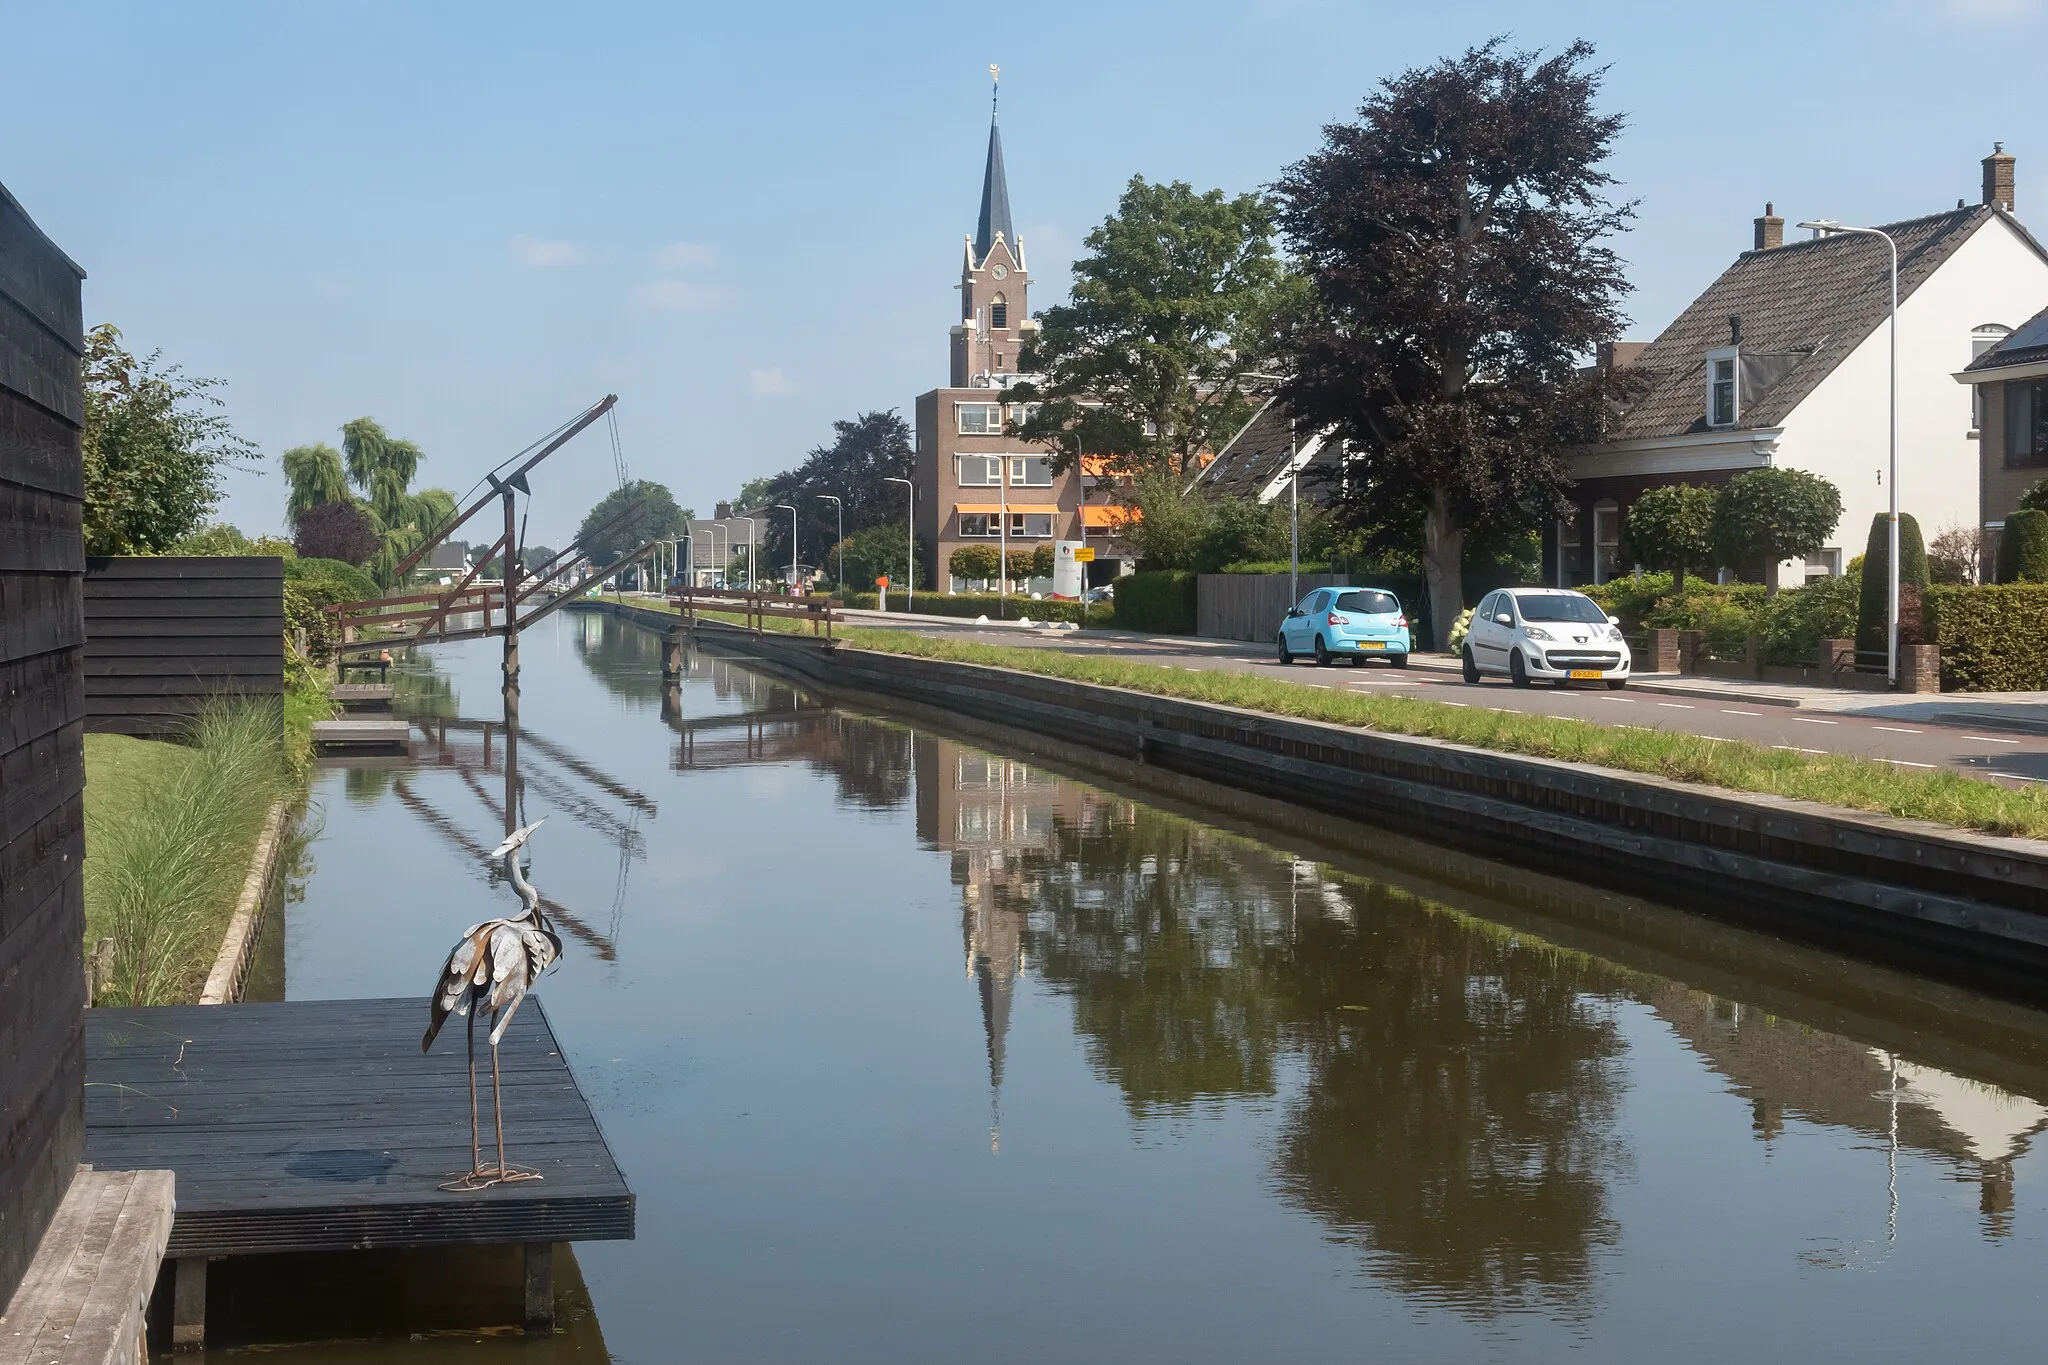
[1461,587,1631,689]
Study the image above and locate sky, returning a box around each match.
[4,0,2044,549]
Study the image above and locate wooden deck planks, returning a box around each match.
[0,1167,174,1365]
[84,999,632,1258]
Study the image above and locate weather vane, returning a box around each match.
[990,63,999,116]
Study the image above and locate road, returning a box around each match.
[843,614,2048,786]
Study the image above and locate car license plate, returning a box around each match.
[1568,669,1603,679]
[1361,641,1386,649]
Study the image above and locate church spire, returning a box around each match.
[973,64,1013,263]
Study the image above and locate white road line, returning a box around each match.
[1721,709,1762,716]
[1656,702,1695,709]
[1488,707,1514,713]
[1871,725,1921,734]
[1772,745,1826,754]
[1992,772,2043,783]
[1879,758,1937,768]
[1966,735,2022,745]
[1617,724,1652,731]
[1794,717,1839,725]
[1597,696,1628,702]
[1442,701,1471,707]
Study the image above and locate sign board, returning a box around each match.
[875,576,889,587]
[1052,540,1087,598]
[1072,547,1095,562]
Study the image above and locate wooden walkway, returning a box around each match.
[311,718,410,752]
[0,1168,173,1365]
[84,998,632,1261]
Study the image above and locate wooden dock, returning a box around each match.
[311,718,410,753]
[331,682,395,711]
[84,998,632,1344]
[0,1168,173,1365]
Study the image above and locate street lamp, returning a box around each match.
[1800,219,1899,684]
[883,476,915,611]
[814,494,843,591]
[772,504,798,593]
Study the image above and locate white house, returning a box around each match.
[1561,146,2048,587]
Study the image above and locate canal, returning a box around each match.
[249,608,2048,1361]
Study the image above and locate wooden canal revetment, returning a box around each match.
[83,997,632,1346]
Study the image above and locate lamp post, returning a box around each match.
[772,504,798,594]
[815,494,843,591]
[1801,219,1899,684]
[883,476,915,611]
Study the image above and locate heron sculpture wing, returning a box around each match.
[421,921,495,1053]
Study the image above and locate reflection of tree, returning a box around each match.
[808,716,912,810]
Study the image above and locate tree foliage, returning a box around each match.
[1709,468,1842,589]
[80,324,256,554]
[752,410,915,572]
[293,499,380,566]
[832,522,924,590]
[1272,38,1635,641]
[576,479,688,568]
[281,443,349,526]
[280,417,455,587]
[950,544,1001,581]
[1012,177,1302,479]
[1857,512,1929,650]
[1620,484,1717,596]
[1997,509,2048,583]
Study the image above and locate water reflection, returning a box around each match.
[284,612,2048,1360]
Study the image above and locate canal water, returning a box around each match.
[255,609,2048,1361]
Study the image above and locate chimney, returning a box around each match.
[1753,202,1784,251]
[1598,341,1647,371]
[1984,143,2015,212]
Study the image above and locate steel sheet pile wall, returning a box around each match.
[0,181,88,1302]
[83,556,285,735]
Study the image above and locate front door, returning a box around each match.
[1469,593,1512,670]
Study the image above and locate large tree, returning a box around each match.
[1273,39,1635,642]
[576,479,688,567]
[281,417,455,586]
[1013,177,1302,480]
[80,324,256,553]
[753,410,915,576]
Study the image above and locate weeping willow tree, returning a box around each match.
[282,417,456,586]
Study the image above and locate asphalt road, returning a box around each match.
[854,617,2048,787]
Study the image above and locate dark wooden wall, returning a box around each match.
[0,181,88,1303]
[83,557,285,735]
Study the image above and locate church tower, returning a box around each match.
[951,67,1038,387]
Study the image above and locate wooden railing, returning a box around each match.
[669,587,837,638]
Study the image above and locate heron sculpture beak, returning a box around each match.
[488,818,547,861]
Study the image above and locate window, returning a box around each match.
[957,455,1000,486]
[957,403,1002,434]
[1010,456,1052,487]
[1515,592,1610,625]
[1478,593,1500,621]
[958,514,995,537]
[1593,501,1621,584]
[1805,547,1843,582]
[1009,513,1054,538]
[1334,590,1400,616]
[2009,380,2048,465]
[1555,511,1580,587]
[1707,348,1739,427]
[990,295,1008,330]
[1008,402,1041,427]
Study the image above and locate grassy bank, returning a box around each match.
[83,703,291,1005]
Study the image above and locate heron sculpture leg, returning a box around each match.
[485,1007,542,1184]
[439,1006,498,1191]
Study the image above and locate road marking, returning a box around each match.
[1721,709,1762,716]
[1597,696,1628,702]
[1871,725,1922,734]
[1794,717,1839,725]
[1879,758,1936,768]
[1488,706,1514,713]
[1965,735,2022,745]
[1772,745,1826,754]
[1656,702,1695,709]
[1442,701,1471,707]
[1617,724,1652,731]
[1992,772,2043,783]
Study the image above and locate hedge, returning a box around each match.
[1996,508,2048,583]
[1113,571,1199,633]
[1925,584,2048,691]
[1858,512,1927,650]
[841,591,1112,626]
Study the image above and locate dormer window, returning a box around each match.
[990,295,1008,330]
[1707,347,1739,427]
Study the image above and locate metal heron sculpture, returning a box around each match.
[423,818,563,1190]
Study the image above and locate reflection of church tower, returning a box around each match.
[950,66,1039,387]
[964,877,1024,1152]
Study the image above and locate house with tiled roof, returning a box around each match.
[1559,146,2048,588]
[1955,300,2048,567]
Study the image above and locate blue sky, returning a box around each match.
[4,0,2043,547]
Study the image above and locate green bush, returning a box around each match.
[1581,572,1720,631]
[2019,479,2048,515]
[1996,508,2048,583]
[287,555,378,600]
[948,545,1000,582]
[1113,571,1198,634]
[1926,584,2048,691]
[1757,574,1859,666]
[1646,590,1762,657]
[840,592,1111,626]
[1857,513,1928,650]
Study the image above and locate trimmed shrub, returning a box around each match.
[840,592,1110,626]
[1857,512,1928,651]
[1757,574,1858,667]
[1996,508,2048,583]
[1926,584,2048,691]
[1113,571,1198,634]
[949,545,1000,582]
[286,555,378,600]
[2019,478,2048,515]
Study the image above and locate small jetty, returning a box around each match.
[0,1168,173,1365]
[84,998,632,1346]
[331,682,396,711]
[311,717,411,753]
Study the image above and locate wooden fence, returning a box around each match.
[83,556,285,735]
[1196,573,1350,643]
[0,177,89,1304]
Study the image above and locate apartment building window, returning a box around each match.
[2008,380,2048,465]
[1008,402,1041,426]
[1009,513,1054,538]
[1009,455,1052,487]
[990,296,1008,329]
[956,455,1000,486]
[957,403,1002,434]
[958,514,997,537]
[1706,347,1739,427]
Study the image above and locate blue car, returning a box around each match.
[1277,585,1412,667]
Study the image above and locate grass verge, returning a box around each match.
[84,701,290,1005]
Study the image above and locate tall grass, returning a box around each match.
[91,701,287,1005]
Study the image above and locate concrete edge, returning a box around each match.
[199,800,290,1006]
[1923,709,2048,738]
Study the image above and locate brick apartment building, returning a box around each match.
[913,102,1131,593]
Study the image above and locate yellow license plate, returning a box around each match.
[1360,641,1386,649]
[1568,669,1603,679]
